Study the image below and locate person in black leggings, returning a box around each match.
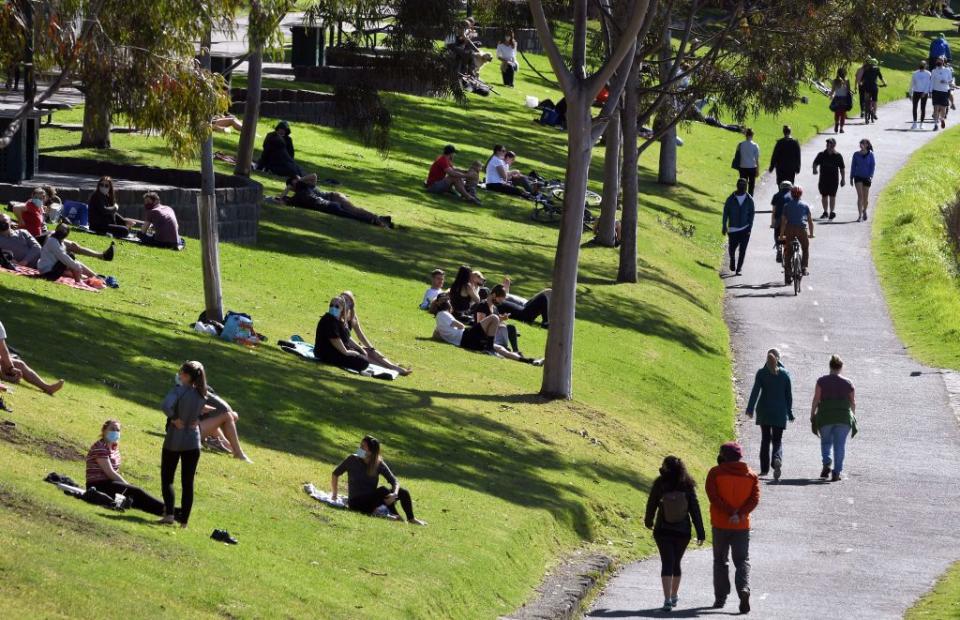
[331,435,427,525]
[494,277,551,326]
[85,419,165,515]
[159,361,208,528]
[87,176,141,238]
[644,456,707,612]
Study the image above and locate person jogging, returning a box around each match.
[812,138,845,220]
[850,140,876,222]
[706,442,760,614]
[768,125,801,184]
[745,349,794,480]
[910,61,933,130]
[811,355,858,482]
[722,178,755,276]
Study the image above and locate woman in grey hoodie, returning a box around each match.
[159,361,208,527]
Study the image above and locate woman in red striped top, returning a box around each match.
[85,419,165,516]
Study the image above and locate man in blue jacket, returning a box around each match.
[722,178,755,275]
[929,33,951,70]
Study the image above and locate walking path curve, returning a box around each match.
[588,98,960,618]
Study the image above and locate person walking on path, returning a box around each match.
[745,349,794,480]
[928,33,952,72]
[779,185,814,281]
[850,140,876,222]
[812,138,845,220]
[644,456,707,612]
[930,57,955,131]
[768,125,801,184]
[158,361,208,528]
[811,355,857,482]
[722,178,755,276]
[910,61,933,130]
[706,442,760,614]
[828,72,853,133]
[733,129,760,196]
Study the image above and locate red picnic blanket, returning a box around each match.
[0,264,102,293]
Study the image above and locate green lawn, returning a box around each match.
[0,15,953,619]
[907,561,960,619]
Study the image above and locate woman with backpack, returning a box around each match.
[644,456,707,612]
[745,348,794,480]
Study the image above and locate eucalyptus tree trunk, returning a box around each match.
[234,46,263,176]
[618,58,640,283]
[596,108,621,247]
[199,33,223,322]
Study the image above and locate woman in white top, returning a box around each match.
[429,295,542,365]
[734,128,760,196]
[496,31,518,87]
[38,224,99,282]
[930,57,955,130]
[910,61,933,129]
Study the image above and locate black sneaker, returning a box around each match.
[712,597,726,609]
[820,211,828,219]
[820,464,832,479]
[102,242,115,262]
[739,591,751,613]
[862,212,867,221]
[772,458,782,481]
[211,529,238,544]
[829,212,836,220]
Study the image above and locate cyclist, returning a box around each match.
[858,58,886,123]
[770,180,792,263]
[779,185,814,282]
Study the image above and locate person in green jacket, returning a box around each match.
[811,355,857,482]
[745,349,794,480]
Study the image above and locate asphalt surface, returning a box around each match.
[587,98,960,618]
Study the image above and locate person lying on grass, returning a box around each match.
[282,174,394,228]
[37,224,113,283]
[0,214,114,272]
[340,291,412,376]
[0,320,64,395]
[314,296,371,373]
[331,435,426,525]
[419,268,446,310]
[429,295,543,365]
[86,419,165,516]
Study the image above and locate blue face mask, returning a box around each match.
[105,430,120,443]
[329,306,341,318]
[355,448,368,459]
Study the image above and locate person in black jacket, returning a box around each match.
[721,178,755,275]
[257,120,303,178]
[768,125,801,184]
[645,456,707,612]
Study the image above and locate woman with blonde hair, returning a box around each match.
[339,291,411,376]
[85,419,165,515]
[745,348,794,480]
[158,361,208,527]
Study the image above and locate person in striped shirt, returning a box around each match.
[85,419,165,515]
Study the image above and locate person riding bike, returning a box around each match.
[770,181,792,263]
[859,58,887,122]
[779,185,815,282]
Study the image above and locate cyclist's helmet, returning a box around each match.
[790,186,803,199]
[779,180,793,190]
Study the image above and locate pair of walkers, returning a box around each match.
[645,443,759,613]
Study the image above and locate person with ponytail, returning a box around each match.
[331,435,426,525]
[158,361,208,527]
[85,419,165,516]
[745,349,794,480]
[644,455,706,612]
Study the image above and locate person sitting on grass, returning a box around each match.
[12,186,49,239]
[86,419,165,516]
[200,389,253,463]
[284,174,393,228]
[0,319,64,395]
[495,276,550,327]
[419,268,446,310]
[340,290,412,376]
[314,296,370,373]
[485,146,535,198]
[447,265,483,320]
[331,435,427,525]
[464,160,483,202]
[139,192,182,249]
[88,176,142,238]
[38,224,114,282]
[430,295,542,365]
[424,144,480,205]
[471,284,521,354]
[257,120,304,178]
[0,214,114,271]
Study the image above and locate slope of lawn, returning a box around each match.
[907,560,960,619]
[0,16,946,619]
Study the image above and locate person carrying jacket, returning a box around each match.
[722,178,755,276]
[746,349,794,479]
[768,125,801,184]
[706,441,760,614]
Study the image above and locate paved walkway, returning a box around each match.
[588,99,960,618]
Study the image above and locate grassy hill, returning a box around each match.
[0,15,951,619]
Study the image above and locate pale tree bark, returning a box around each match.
[657,23,677,186]
[596,108,620,246]
[618,56,641,284]
[234,46,262,176]
[80,88,112,149]
[199,35,224,322]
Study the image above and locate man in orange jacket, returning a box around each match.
[706,441,760,614]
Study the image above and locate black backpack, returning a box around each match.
[660,490,690,524]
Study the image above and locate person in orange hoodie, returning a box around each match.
[706,441,760,614]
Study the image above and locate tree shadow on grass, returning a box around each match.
[578,256,711,313]
[4,290,651,541]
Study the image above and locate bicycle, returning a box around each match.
[861,84,886,124]
[783,236,803,295]
[529,178,600,231]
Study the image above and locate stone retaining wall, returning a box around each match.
[230,88,338,125]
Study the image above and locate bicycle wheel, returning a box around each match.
[550,187,603,207]
[530,203,561,224]
[794,274,801,296]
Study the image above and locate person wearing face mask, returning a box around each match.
[339,290,411,376]
[313,296,371,372]
[87,176,140,238]
[0,213,114,272]
[159,361,209,528]
[85,419,165,515]
[13,187,50,239]
[331,435,426,525]
[721,178,755,276]
[644,456,706,612]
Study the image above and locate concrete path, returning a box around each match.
[588,98,960,618]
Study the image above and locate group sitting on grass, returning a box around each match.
[484,144,541,199]
[424,144,544,205]
[282,174,394,228]
[0,213,113,275]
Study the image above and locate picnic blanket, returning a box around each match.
[279,336,400,381]
[303,483,395,518]
[1,264,102,292]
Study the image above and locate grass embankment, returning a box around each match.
[0,16,948,619]
[907,560,960,619]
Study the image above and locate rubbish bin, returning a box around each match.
[0,110,40,183]
[291,26,324,67]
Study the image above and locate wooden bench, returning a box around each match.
[35,102,71,125]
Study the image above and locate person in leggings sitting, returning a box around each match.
[87,176,140,237]
[85,419,165,516]
[495,277,551,326]
[314,296,370,372]
[159,361,207,528]
[331,435,427,525]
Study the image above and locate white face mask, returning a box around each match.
[355,448,368,459]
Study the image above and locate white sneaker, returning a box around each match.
[910,122,918,130]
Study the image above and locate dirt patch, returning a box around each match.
[0,423,85,461]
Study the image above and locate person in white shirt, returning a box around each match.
[930,57,955,130]
[38,224,99,282]
[419,269,446,310]
[734,129,760,196]
[910,61,933,129]
[496,32,518,87]
[0,320,64,395]
[485,145,537,198]
[429,296,542,365]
